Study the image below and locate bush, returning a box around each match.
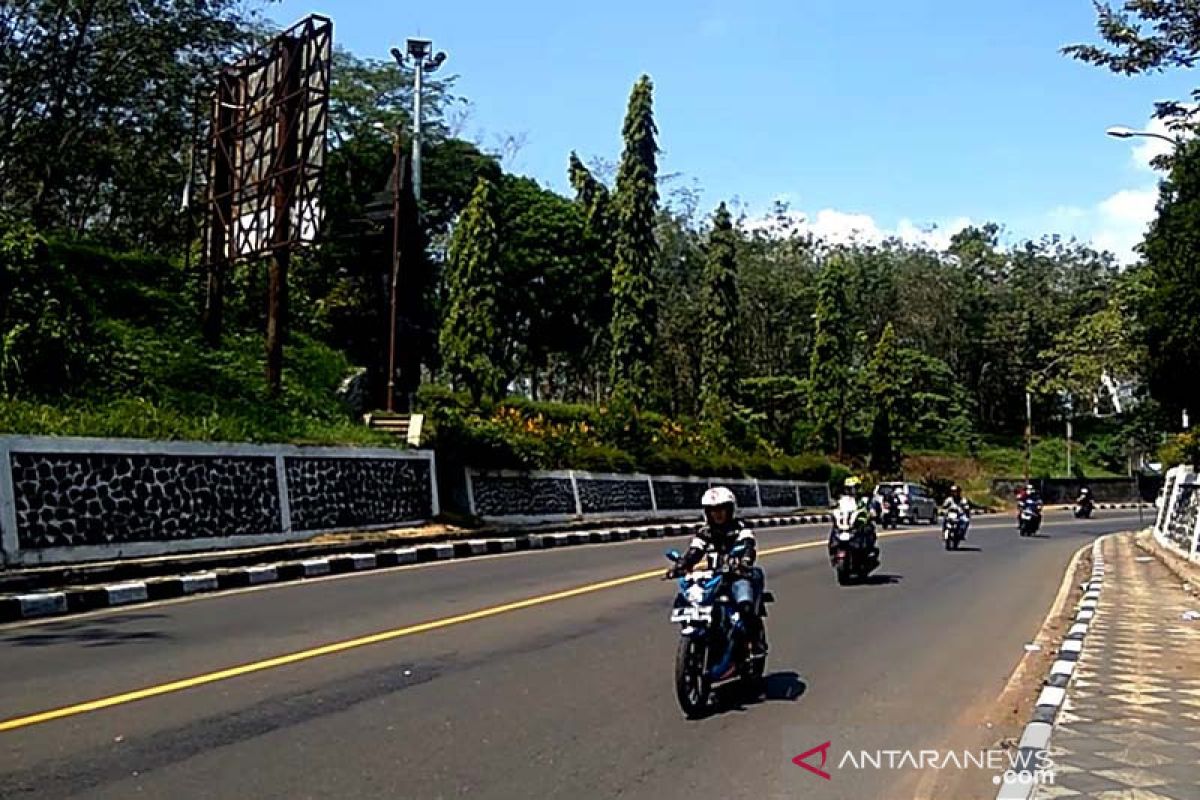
[571,444,638,474]
[413,383,835,482]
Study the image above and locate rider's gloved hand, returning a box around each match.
[665,565,683,580]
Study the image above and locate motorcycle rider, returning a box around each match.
[831,476,879,559]
[1021,483,1043,511]
[1076,486,1093,508]
[942,484,972,538]
[666,487,767,655]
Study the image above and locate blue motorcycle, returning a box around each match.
[664,543,773,718]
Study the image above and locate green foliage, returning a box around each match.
[1035,291,1145,402]
[0,0,260,248]
[440,179,507,403]
[495,174,608,390]
[808,254,853,454]
[700,203,740,423]
[1138,138,1200,422]
[0,221,96,394]
[416,385,834,481]
[610,75,660,405]
[867,323,900,472]
[1064,0,1200,120]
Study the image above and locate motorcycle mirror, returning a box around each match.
[665,549,681,562]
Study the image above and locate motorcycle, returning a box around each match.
[665,542,773,719]
[1018,500,1043,537]
[942,507,969,550]
[1073,498,1094,519]
[829,496,880,585]
[875,494,901,530]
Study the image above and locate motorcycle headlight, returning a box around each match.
[685,585,705,603]
[838,531,852,541]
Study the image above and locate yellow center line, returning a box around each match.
[0,527,922,733]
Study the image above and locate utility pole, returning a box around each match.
[386,127,405,413]
[1024,389,1033,484]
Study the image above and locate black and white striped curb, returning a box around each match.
[1094,503,1153,511]
[995,538,1106,800]
[0,513,833,624]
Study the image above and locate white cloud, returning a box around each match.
[745,205,972,250]
[1131,116,1178,172]
[1037,188,1157,265]
[745,113,1181,264]
[1036,112,1177,264]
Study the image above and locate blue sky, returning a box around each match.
[268,0,1195,260]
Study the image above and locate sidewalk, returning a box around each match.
[1035,532,1200,798]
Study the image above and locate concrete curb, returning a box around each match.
[995,536,1107,799]
[0,513,834,624]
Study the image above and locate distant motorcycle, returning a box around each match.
[942,508,969,550]
[665,542,772,719]
[1018,499,1043,537]
[876,494,901,530]
[1073,497,1094,519]
[829,496,880,585]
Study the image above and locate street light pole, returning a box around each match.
[393,39,447,203]
[1104,125,1182,147]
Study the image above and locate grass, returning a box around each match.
[903,437,1124,509]
[0,318,395,447]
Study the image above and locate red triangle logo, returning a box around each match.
[793,741,832,780]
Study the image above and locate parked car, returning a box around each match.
[872,482,938,525]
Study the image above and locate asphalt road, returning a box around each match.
[0,510,1146,799]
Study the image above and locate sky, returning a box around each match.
[267,0,1196,262]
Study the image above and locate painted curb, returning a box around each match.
[996,537,1107,800]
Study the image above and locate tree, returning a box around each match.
[494,175,607,400]
[1034,297,1145,403]
[569,152,614,248]
[567,152,616,400]
[808,255,854,457]
[0,0,259,247]
[609,75,660,406]
[700,202,740,423]
[303,50,489,407]
[1064,1,1200,119]
[439,179,505,404]
[1137,137,1200,422]
[867,323,901,473]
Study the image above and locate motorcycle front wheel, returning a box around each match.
[675,637,710,719]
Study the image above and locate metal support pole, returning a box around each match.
[1024,390,1033,484]
[412,65,423,202]
[386,130,402,413]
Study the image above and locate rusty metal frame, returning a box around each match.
[203,15,331,264]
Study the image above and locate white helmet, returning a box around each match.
[702,486,737,511]
[701,486,737,531]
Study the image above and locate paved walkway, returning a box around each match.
[1036,533,1200,799]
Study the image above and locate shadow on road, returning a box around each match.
[858,573,903,586]
[948,546,982,552]
[2,613,169,648]
[713,670,807,715]
[764,671,807,702]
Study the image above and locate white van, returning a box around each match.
[873,482,938,525]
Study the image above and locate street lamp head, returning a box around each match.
[389,47,405,66]
[1105,126,1136,139]
[406,38,433,60]
[424,51,447,72]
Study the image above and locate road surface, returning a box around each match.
[0,511,1144,799]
